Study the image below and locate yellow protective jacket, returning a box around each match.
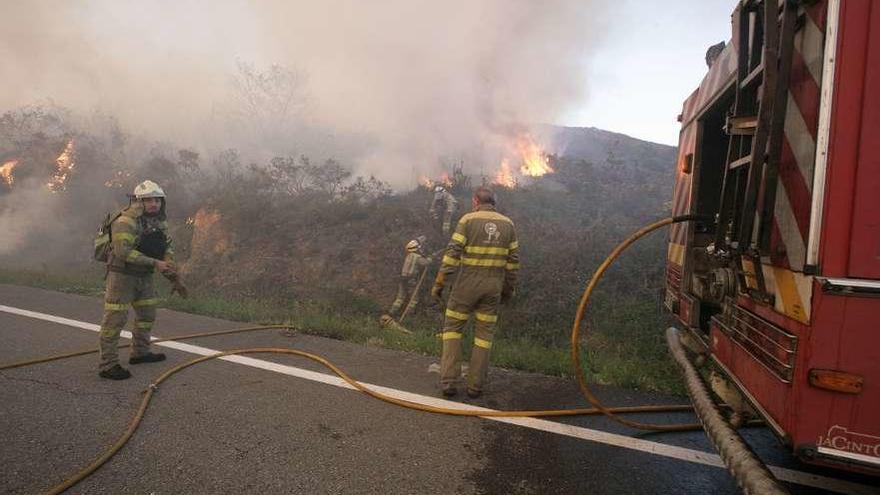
[108,202,175,275]
[439,204,519,292]
[401,252,431,278]
[430,190,458,214]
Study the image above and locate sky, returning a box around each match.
[565,0,736,145]
[0,0,739,184]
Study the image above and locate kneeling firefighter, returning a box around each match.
[388,235,433,317]
[95,180,187,380]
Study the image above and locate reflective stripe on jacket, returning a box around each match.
[440,204,518,289]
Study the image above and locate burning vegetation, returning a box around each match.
[47,139,75,193]
[494,159,517,188]
[492,134,554,188]
[1,160,18,187]
[516,134,554,177]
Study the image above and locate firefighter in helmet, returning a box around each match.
[98,180,183,380]
[388,235,433,317]
[432,186,519,398]
[429,185,458,235]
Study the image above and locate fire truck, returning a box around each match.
[665,0,879,475]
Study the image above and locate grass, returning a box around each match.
[0,266,685,394]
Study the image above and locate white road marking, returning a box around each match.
[1,303,876,495]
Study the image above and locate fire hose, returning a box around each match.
[569,214,788,494]
[3,331,692,495]
[1,215,781,494]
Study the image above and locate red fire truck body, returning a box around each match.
[665,0,879,474]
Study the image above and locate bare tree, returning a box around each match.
[228,62,309,140]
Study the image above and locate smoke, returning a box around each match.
[1,1,606,187]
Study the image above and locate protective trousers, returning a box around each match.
[440,274,501,393]
[442,209,454,235]
[389,276,418,317]
[99,271,159,371]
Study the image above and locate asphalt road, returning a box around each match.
[1,284,877,495]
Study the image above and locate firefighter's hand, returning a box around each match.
[500,288,515,304]
[431,283,445,302]
[155,260,174,274]
[432,273,447,302]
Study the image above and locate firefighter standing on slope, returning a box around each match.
[429,185,458,235]
[432,186,519,398]
[388,235,433,317]
[98,180,182,380]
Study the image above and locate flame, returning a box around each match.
[1,160,19,187]
[489,134,554,188]
[516,134,553,177]
[439,173,453,188]
[190,208,230,254]
[47,139,76,192]
[493,159,517,188]
[421,174,454,190]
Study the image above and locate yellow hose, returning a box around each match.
[40,346,692,495]
[0,325,295,371]
[570,215,703,432]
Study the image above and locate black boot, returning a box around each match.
[466,388,482,399]
[442,386,458,398]
[99,364,132,380]
[129,352,166,365]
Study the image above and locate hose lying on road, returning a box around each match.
[35,346,692,495]
[3,325,699,494]
[0,324,296,371]
[1,323,694,421]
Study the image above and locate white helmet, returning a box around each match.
[133,180,166,199]
[406,239,421,252]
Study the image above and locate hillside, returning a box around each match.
[1,108,682,390]
[176,125,677,340]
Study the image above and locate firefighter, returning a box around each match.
[431,186,519,398]
[98,180,180,380]
[429,185,458,235]
[388,235,433,317]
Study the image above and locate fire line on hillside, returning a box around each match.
[493,134,553,188]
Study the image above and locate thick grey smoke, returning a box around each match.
[1,1,606,187]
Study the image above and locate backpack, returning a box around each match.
[93,208,127,262]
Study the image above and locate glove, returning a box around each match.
[500,287,515,304]
[171,281,189,299]
[431,272,447,302]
